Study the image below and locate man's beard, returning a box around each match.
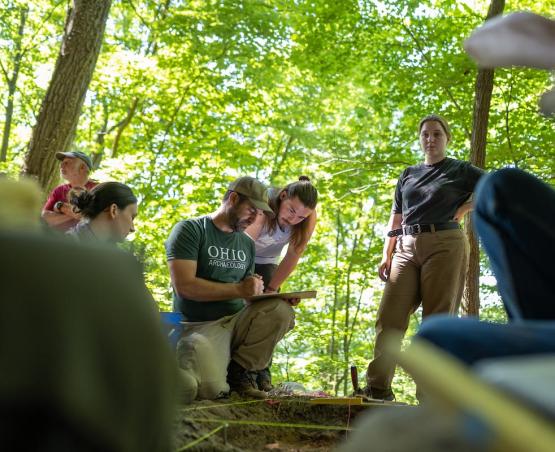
[228,208,250,232]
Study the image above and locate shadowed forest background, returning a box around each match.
[1,0,553,403]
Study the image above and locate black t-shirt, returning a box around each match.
[165,216,255,322]
[393,158,485,225]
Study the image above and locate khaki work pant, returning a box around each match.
[366,229,469,392]
[177,298,295,401]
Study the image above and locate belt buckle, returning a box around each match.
[412,224,422,235]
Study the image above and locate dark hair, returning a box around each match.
[267,176,318,249]
[71,182,137,220]
[418,114,451,141]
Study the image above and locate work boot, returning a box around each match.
[369,386,395,401]
[227,360,267,399]
[256,367,273,392]
[354,386,395,402]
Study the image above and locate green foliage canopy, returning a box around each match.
[1,0,553,400]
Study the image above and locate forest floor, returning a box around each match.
[173,396,409,451]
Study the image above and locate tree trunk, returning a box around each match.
[23,0,112,191]
[1,6,28,162]
[462,0,505,317]
[331,210,341,395]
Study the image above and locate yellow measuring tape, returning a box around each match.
[184,417,352,431]
[180,398,267,412]
[179,396,393,413]
[176,424,228,451]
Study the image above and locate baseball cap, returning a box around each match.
[228,176,274,215]
[55,151,93,170]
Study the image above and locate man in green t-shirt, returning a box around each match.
[166,176,295,400]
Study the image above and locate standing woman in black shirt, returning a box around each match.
[363,115,484,400]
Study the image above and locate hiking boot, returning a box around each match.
[354,386,395,402]
[227,360,267,399]
[369,386,395,401]
[256,367,273,392]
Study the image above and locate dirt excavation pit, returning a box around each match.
[173,397,406,451]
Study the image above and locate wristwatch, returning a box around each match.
[54,201,64,213]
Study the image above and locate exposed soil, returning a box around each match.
[173,396,405,451]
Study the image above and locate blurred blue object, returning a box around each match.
[160,312,185,351]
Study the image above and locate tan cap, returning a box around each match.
[228,176,273,215]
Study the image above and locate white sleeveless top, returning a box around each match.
[255,222,292,264]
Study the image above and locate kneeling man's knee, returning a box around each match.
[266,298,296,329]
[176,333,230,400]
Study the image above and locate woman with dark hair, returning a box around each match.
[69,182,138,243]
[363,115,485,401]
[245,176,318,390]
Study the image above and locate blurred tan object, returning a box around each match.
[0,178,42,230]
[393,339,555,452]
[464,12,555,70]
[465,12,555,117]
[337,404,482,452]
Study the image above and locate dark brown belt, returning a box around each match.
[387,222,460,237]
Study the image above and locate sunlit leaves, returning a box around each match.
[2,0,552,400]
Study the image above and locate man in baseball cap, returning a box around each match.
[165,176,293,401]
[55,151,94,170]
[42,151,97,231]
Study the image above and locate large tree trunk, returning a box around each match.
[23,0,112,191]
[462,0,505,317]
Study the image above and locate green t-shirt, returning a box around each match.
[165,216,255,322]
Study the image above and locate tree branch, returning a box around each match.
[21,1,64,55]
[111,97,139,157]
[125,0,151,29]
[503,70,517,167]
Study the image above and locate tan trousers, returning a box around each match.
[366,229,469,391]
[177,298,295,401]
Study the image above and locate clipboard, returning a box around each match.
[248,290,317,302]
